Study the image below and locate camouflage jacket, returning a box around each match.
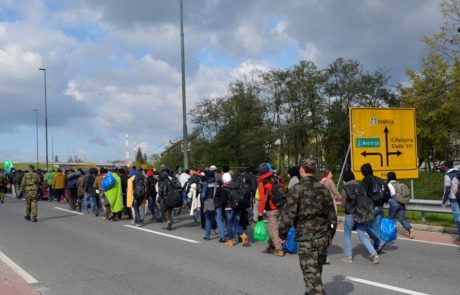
[278,176,337,242]
[20,172,40,193]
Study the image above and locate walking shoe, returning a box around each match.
[32,217,38,223]
[24,215,31,221]
[218,238,227,243]
[273,249,285,257]
[167,222,172,231]
[240,233,249,247]
[377,241,386,254]
[341,257,353,264]
[372,255,380,264]
[226,239,234,248]
[409,228,415,239]
[135,223,142,227]
[265,246,275,254]
[203,237,211,241]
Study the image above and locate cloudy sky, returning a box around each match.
[0,0,442,164]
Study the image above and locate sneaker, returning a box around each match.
[135,223,142,227]
[24,215,31,221]
[372,255,380,264]
[341,257,353,264]
[203,237,211,241]
[32,217,38,223]
[273,249,285,257]
[226,239,234,248]
[377,241,386,254]
[240,233,249,247]
[218,238,227,243]
[409,228,415,239]
[265,246,275,254]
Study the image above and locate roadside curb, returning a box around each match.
[336,216,458,235]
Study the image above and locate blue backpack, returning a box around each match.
[101,172,116,191]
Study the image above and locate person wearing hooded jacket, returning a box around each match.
[203,167,226,242]
[442,161,460,240]
[257,162,284,257]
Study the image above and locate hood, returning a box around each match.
[360,163,373,177]
[258,171,273,182]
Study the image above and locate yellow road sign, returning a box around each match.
[349,108,418,180]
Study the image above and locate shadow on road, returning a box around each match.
[38,214,80,222]
[325,275,354,295]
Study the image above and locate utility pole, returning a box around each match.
[33,109,39,168]
[180,0,189,169]
[39,68,49,170]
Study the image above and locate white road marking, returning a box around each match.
[0,250,38,285]
[335,229,458,248]
[53,207,84,215]
[124,225,200,244]
[346,276,429,295]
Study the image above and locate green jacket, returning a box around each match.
[104,173,123,213]
[44,171,55,186]
[278,176,337,242]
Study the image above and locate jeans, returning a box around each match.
[389,198,412,231]
[182,190,189,207]
[147,195,157,216]
[369,206,383,248]
[133,198,143,224]
[449,199,460,237]
[225,209,243,239]
[344,214,377,259]
[204,208,225,239]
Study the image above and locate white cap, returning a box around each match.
[209,165,217,171]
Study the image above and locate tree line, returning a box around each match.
[155,0,460,173]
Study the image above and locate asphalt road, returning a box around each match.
[0,195,458,295]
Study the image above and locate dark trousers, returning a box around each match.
[68,188,78,210]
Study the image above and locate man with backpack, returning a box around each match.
[257,162,285,257]
[158,168,182,230]
[132,168,146,226]
[387,171,414,239]
[360,163,389,253]
[341,171,380,264]
[442,161,460,240]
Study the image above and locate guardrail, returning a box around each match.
[338,199,452,223]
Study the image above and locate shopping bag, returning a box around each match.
[282,225,297,253]
[379,217,397,242]
[253,221,269,241]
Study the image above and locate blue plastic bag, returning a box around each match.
[282,226,297,253]
[101,172,116,191]
[379,217,397,242]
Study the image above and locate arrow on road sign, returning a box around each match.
[361,151,383,167]
[384,127,403,166]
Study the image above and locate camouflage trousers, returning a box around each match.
[24,191,38,218]
[298,235,329,295]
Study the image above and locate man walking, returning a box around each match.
[279,159,337,295]
[0,169,7,203]
[21,165,41,222]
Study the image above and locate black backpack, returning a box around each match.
[226,182,250,210]
[263,176,286,208]
[344,184,374,224]
[454,171,460,202]
[147,176,157,196]
[369,177,391,206]
[133,175,146,200]
[162,178,182,209]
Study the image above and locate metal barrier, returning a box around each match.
[338,199,452,223]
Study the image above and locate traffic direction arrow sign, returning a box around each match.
[349,108,418,180]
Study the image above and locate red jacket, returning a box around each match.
[257,172,278,215]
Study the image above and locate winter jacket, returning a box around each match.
[52,172,65,189]
[257,171,278,215]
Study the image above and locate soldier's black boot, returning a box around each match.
[32,217,38,222]
[24,215,31,221]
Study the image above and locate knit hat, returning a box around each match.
[257,163,269,174]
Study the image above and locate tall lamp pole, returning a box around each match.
[180,0,189,169]
[33,109,39,168]
[39,68,49,170]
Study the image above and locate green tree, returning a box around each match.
[135,147,145,165]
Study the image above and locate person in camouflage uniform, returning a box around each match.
[21,165,40,222]
[0,169,7,203]
[279,158,337,295]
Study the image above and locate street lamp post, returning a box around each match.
[39,68,49,170]
[33,109,39,168]
[180,0,189,169]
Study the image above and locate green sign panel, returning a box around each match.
[356,138,380,148]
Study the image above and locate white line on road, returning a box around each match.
[335,229,458,248]
[346,276,429,295]
[124,225,200,244]
[53,207,84,215]
[0,250,38,285]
